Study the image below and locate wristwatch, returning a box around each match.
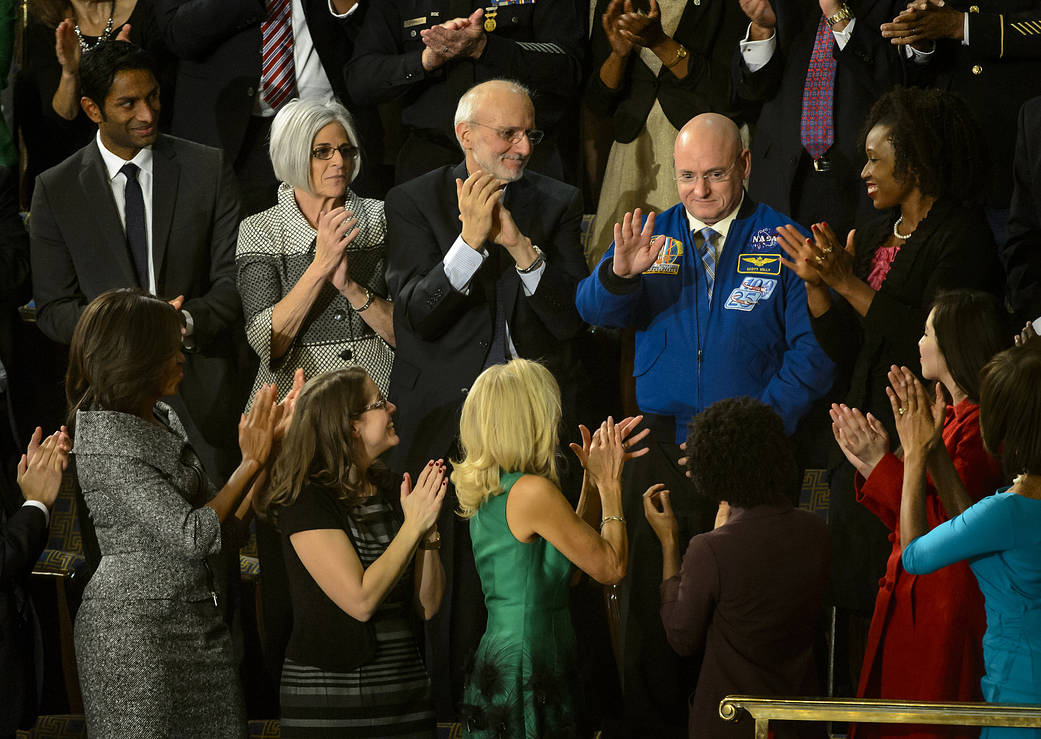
[516,245,546,274]
[826,3,854,27]
[665,44,689,68]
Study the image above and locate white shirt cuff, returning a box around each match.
[962,12,970,44]
[328,0,359,18]
[444,235,487,294]
[832,17,855,49]
[904,42,936,60]
[517,260,545,296]
[22,499,50,526]
[740,24,777,72]
[181,309,195,336]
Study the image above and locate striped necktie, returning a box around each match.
[261,0,296,110]
[698,227,719,301]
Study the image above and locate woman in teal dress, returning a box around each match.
[892,341,1041,737]
[452,359,647,738]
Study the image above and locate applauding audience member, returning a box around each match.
[453,359,640,737]
[644,396,830,739]
[69,289,278,738]
[2,427,69,738]
[897,340,1041,723]
[255,367,445,737]
[832,290,1008,737]
[776,87,1003,641]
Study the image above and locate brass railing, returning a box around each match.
[720,696,1041,739]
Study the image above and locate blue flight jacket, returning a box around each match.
[576,198,835,443]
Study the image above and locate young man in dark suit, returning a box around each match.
[384,79,588,719]
[29,40,245,482]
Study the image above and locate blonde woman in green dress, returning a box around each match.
[453,358,647,737]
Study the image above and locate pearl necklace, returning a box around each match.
[892,216,914,241]
[73,3,116,53]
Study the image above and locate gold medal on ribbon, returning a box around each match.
[484,7,497,31]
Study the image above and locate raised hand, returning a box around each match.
[830,403,890,478]
[421,9,486,63]
[617,0,666,48]
[886,366,944,459]
[457,171,504,249]
[611,208,659,278]
[810,223,856,288]
[273,369,306,443]
[777,223,855,288]
[239,384,277,466]
[881,0,963,46]
[602,0,634,57]
[738,0,778,34]
[642,483,677,543]
[1014,320,1038,347]
[585,416,627,486]
[18,430,69,509]
[401,459,449,536]
[489,201,533,264]
[55,19,80,72]
[570,415,650,469]
[315,207,359,279]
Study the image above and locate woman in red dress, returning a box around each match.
[831,289,1009,738]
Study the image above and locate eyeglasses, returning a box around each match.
[675,160,740,186]
[354,394,388,416]
[467,121,544,146]
[312,143,359,160]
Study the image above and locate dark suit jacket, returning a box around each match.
[1005,95,1041,322]
[154,0,381,184]
[0,502,48,733]
[585,0,750,136]
[734,0,905,236]
[384,162,588,474]
[661,503,830,739]
[29,134,243,447]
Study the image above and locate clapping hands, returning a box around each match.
[886,365,945,460]
[17,426,71,510]
[401,460,448,537]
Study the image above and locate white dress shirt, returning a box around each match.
[96,131,156,294]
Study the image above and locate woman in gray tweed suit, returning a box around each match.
[68,289,280,738]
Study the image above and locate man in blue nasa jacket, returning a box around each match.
[575,112,834,735]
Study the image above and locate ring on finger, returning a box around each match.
[898,407,906,416]
[815,255,824,266]
[822,246,833,254]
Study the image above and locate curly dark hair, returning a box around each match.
[859,86,987,206]
[683,397,798,508]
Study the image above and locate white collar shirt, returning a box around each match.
[96,131,156,294]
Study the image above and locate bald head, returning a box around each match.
[673,113,749,225]
[454,80,533,133]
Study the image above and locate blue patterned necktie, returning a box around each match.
[800,15,837,161]
[697,227,719,301]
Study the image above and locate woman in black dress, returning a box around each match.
[254,367,446,737]
[775,86,1004,687]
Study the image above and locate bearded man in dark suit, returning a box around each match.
[384,79,588,719]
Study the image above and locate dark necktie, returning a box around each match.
[482,245,511,369]
[120,162,149,288]
[800,15,837,161]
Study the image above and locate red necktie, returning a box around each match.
[800,16,836,161]
[261,0,296,110]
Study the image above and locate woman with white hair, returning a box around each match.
[236,98,395,402]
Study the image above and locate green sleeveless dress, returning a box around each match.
[461,472,581,738]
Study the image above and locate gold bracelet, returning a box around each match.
[600,514,627,529]
[664,44,689,69]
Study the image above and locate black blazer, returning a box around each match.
[1005,95,1041,323]
[154,0,381,185]
[384,162,588,473]
[734,0,906,236]
[29,134,244,447]
[585,0,750,136]
[0,502,48,734]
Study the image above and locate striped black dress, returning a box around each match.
[279,486,435,737]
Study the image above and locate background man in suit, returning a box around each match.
[1,427,68,739]
[384,79,588,719]
[29,40,244,483]
[734,0,905,242]
[349,1,584,185]
[1003,96,1041,325]
[154,0,384,213]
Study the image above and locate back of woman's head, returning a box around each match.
[258,367,371,526]
[66,288,182,430]
[683,397,797,507]
[860,87,986,206]
[931,289,1011,402]
[453,359,561,518]
[979,341,1041,478]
